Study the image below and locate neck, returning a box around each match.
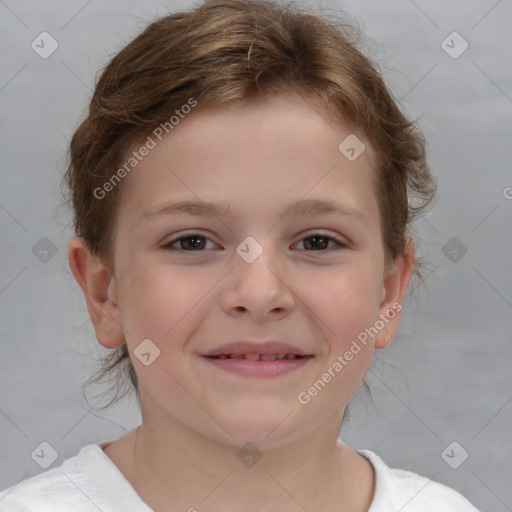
[124,405,374,512]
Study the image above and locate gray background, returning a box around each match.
[1,0,511,510]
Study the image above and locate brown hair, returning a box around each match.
[63,0,437,409]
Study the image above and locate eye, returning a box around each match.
[294,233,348,252]
[161,232,348,253]
[161,233,218,251]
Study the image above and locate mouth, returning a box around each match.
[205,353,307,361]
[200,341,314,377]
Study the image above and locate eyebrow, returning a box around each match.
[140,198,367,225]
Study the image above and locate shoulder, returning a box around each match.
[358,450,480,512]
[0,444,102,512]
[0,465,67,512]
[0,443,147,512]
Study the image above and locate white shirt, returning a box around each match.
[0,441,480,511]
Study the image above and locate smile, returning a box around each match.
[201,354,314,376]
[208,353,303,360]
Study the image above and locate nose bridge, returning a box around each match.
[236,235,282,288]
[224,235,294,316]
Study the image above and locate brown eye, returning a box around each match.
[161,232,347,253]
[162,234,215,251]
[297,234,347,251]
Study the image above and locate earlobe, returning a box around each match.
[374,238,415,349]
[67,237,125,349]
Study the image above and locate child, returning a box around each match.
[0,0,480,510]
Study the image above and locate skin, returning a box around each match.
[68,92,413,511]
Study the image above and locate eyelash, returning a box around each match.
[161,232,349,253]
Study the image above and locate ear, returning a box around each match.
[374,238,414,349]
[67,237,125,349]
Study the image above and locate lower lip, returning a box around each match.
[201,356,313,377]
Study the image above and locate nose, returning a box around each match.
[221,244,295,322]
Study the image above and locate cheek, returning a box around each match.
[304,262,382,340]
[117,264,210,394]
[297,275,378,411]
[117,261,217,345]
[298,263,380,388]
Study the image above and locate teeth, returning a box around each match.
[213,353,300,360]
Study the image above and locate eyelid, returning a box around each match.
[161,229,350,252]
[298,229,349,244]
[161,230,219,249]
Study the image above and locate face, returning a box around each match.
[79,93,411,448]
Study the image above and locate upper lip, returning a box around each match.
[201,341,312,357]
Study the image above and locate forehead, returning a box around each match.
[116,93,379,227]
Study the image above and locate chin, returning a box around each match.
[210,401,303,448]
